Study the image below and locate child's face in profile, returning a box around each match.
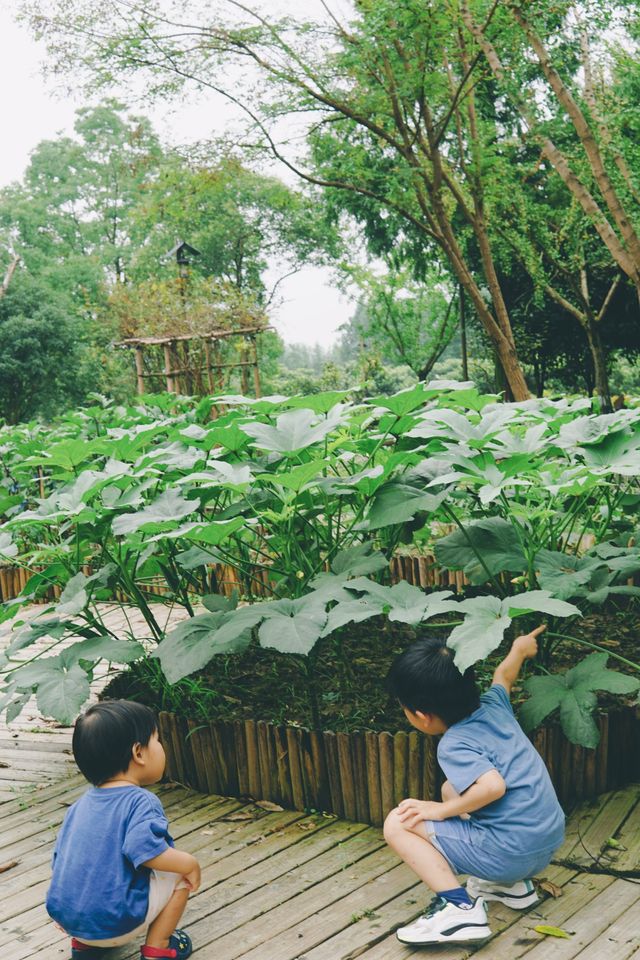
[137,729,166,785]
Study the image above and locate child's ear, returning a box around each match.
[131,742,145,766]
[415,710,431,724]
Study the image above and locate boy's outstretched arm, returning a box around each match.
[492,624,546,695]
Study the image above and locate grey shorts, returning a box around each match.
[424,817,558,884]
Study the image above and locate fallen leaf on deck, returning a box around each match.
[297,821,317,831]
[603,837,627,851]
[255,800,284,812]
[321,812,337,819]
[536,878,563,898]
[219,811,254,821]
[0,860,19,874]
[0,761,10,768]
[534,925,572,939]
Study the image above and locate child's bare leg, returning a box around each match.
[441,779,470,820]
[384,809,458,891]
[145,887,189,949]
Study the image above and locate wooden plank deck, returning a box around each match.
[0,754,637,958]
[1,608,639,958]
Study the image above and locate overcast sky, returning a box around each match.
[0,2,353,348]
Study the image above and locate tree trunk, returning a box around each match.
[0,256,19,300]
[584,322,612,413]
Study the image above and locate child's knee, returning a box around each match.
[383,807,404,843]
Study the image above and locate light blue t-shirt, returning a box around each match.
[437,683,565,855]
[46,785,173,940]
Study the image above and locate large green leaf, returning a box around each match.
[57,572,89,616]
[36,661,91,725]
[0,531,18,559]
[360,482,446,530]
[256,460,329,493]
[66,635,145,664]
[448,596,512,674]
[434,517,526,585]
[258,599,327,656]
[505,591,581,619]
[518,675,566,730]
[535,550,601,600]
[521,653,640,747]
[286,391,351,414]
[113,488,198,536]
[330,542,388,577]
[321,597,385,636]
[242,408,341,455]
[156,607,260,684]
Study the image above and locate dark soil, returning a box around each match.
[103,607,640,733]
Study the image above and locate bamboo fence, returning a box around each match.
[156,706,640,825]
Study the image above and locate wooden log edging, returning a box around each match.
[155,707,640,825]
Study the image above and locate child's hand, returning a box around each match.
[184,862,201,892]
[513,624,546,660]
[396,798,446,828]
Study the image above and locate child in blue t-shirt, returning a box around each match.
[47,700,200,960]
[384,625,565,946]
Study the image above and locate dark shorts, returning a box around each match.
[424,816,559,884]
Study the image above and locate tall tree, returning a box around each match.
[20,0,533,400]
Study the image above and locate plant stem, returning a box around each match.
[548,631,640,672]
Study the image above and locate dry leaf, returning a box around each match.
[201,830,215,836]
[534,925,572,939]
[321,812,338,820]
[0,761,10,769]
[296,821,317,831]
[255,800,284,812]
[220,811,254,822]
[536,878,563,898]
[0,860,19,874]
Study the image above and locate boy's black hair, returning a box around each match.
[386,636,480,727]
[72,700,158,786]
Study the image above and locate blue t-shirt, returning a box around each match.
[437,683,565,855]
[46,786,173,940]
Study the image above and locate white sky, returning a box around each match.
[0,2,353,347]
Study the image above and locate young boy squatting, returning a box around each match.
[46,701,199,960]
[384,625,565,946]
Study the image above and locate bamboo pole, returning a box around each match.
[323,732,344,818]
[309,729,330,813]
[257,721,271,800]
[286,727,305,811]
[365,731,383,827]
[234,720,250,797]
[244,720,261,799]
[134,346,145,395]
[163,343,175,394]
[352,733,370,824]
[250,335,261,398]
[379,732,395,818]
[393,732,409,807]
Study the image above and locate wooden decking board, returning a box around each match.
[233,860,421,960]
[585,921,640,960]
[146,829,390,960]
[517,878,640,960]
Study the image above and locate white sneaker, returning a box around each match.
[396,895,491,945]
[466,877,539,910]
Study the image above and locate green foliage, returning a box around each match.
[1,382,639,741]
[520,654,640,748]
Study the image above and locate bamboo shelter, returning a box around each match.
[119,326,270,397]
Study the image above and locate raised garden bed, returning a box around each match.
[149,706,639,826]
[104,615,640,824]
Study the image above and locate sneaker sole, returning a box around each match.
[396,926,492,945]
[473,890,540,910]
